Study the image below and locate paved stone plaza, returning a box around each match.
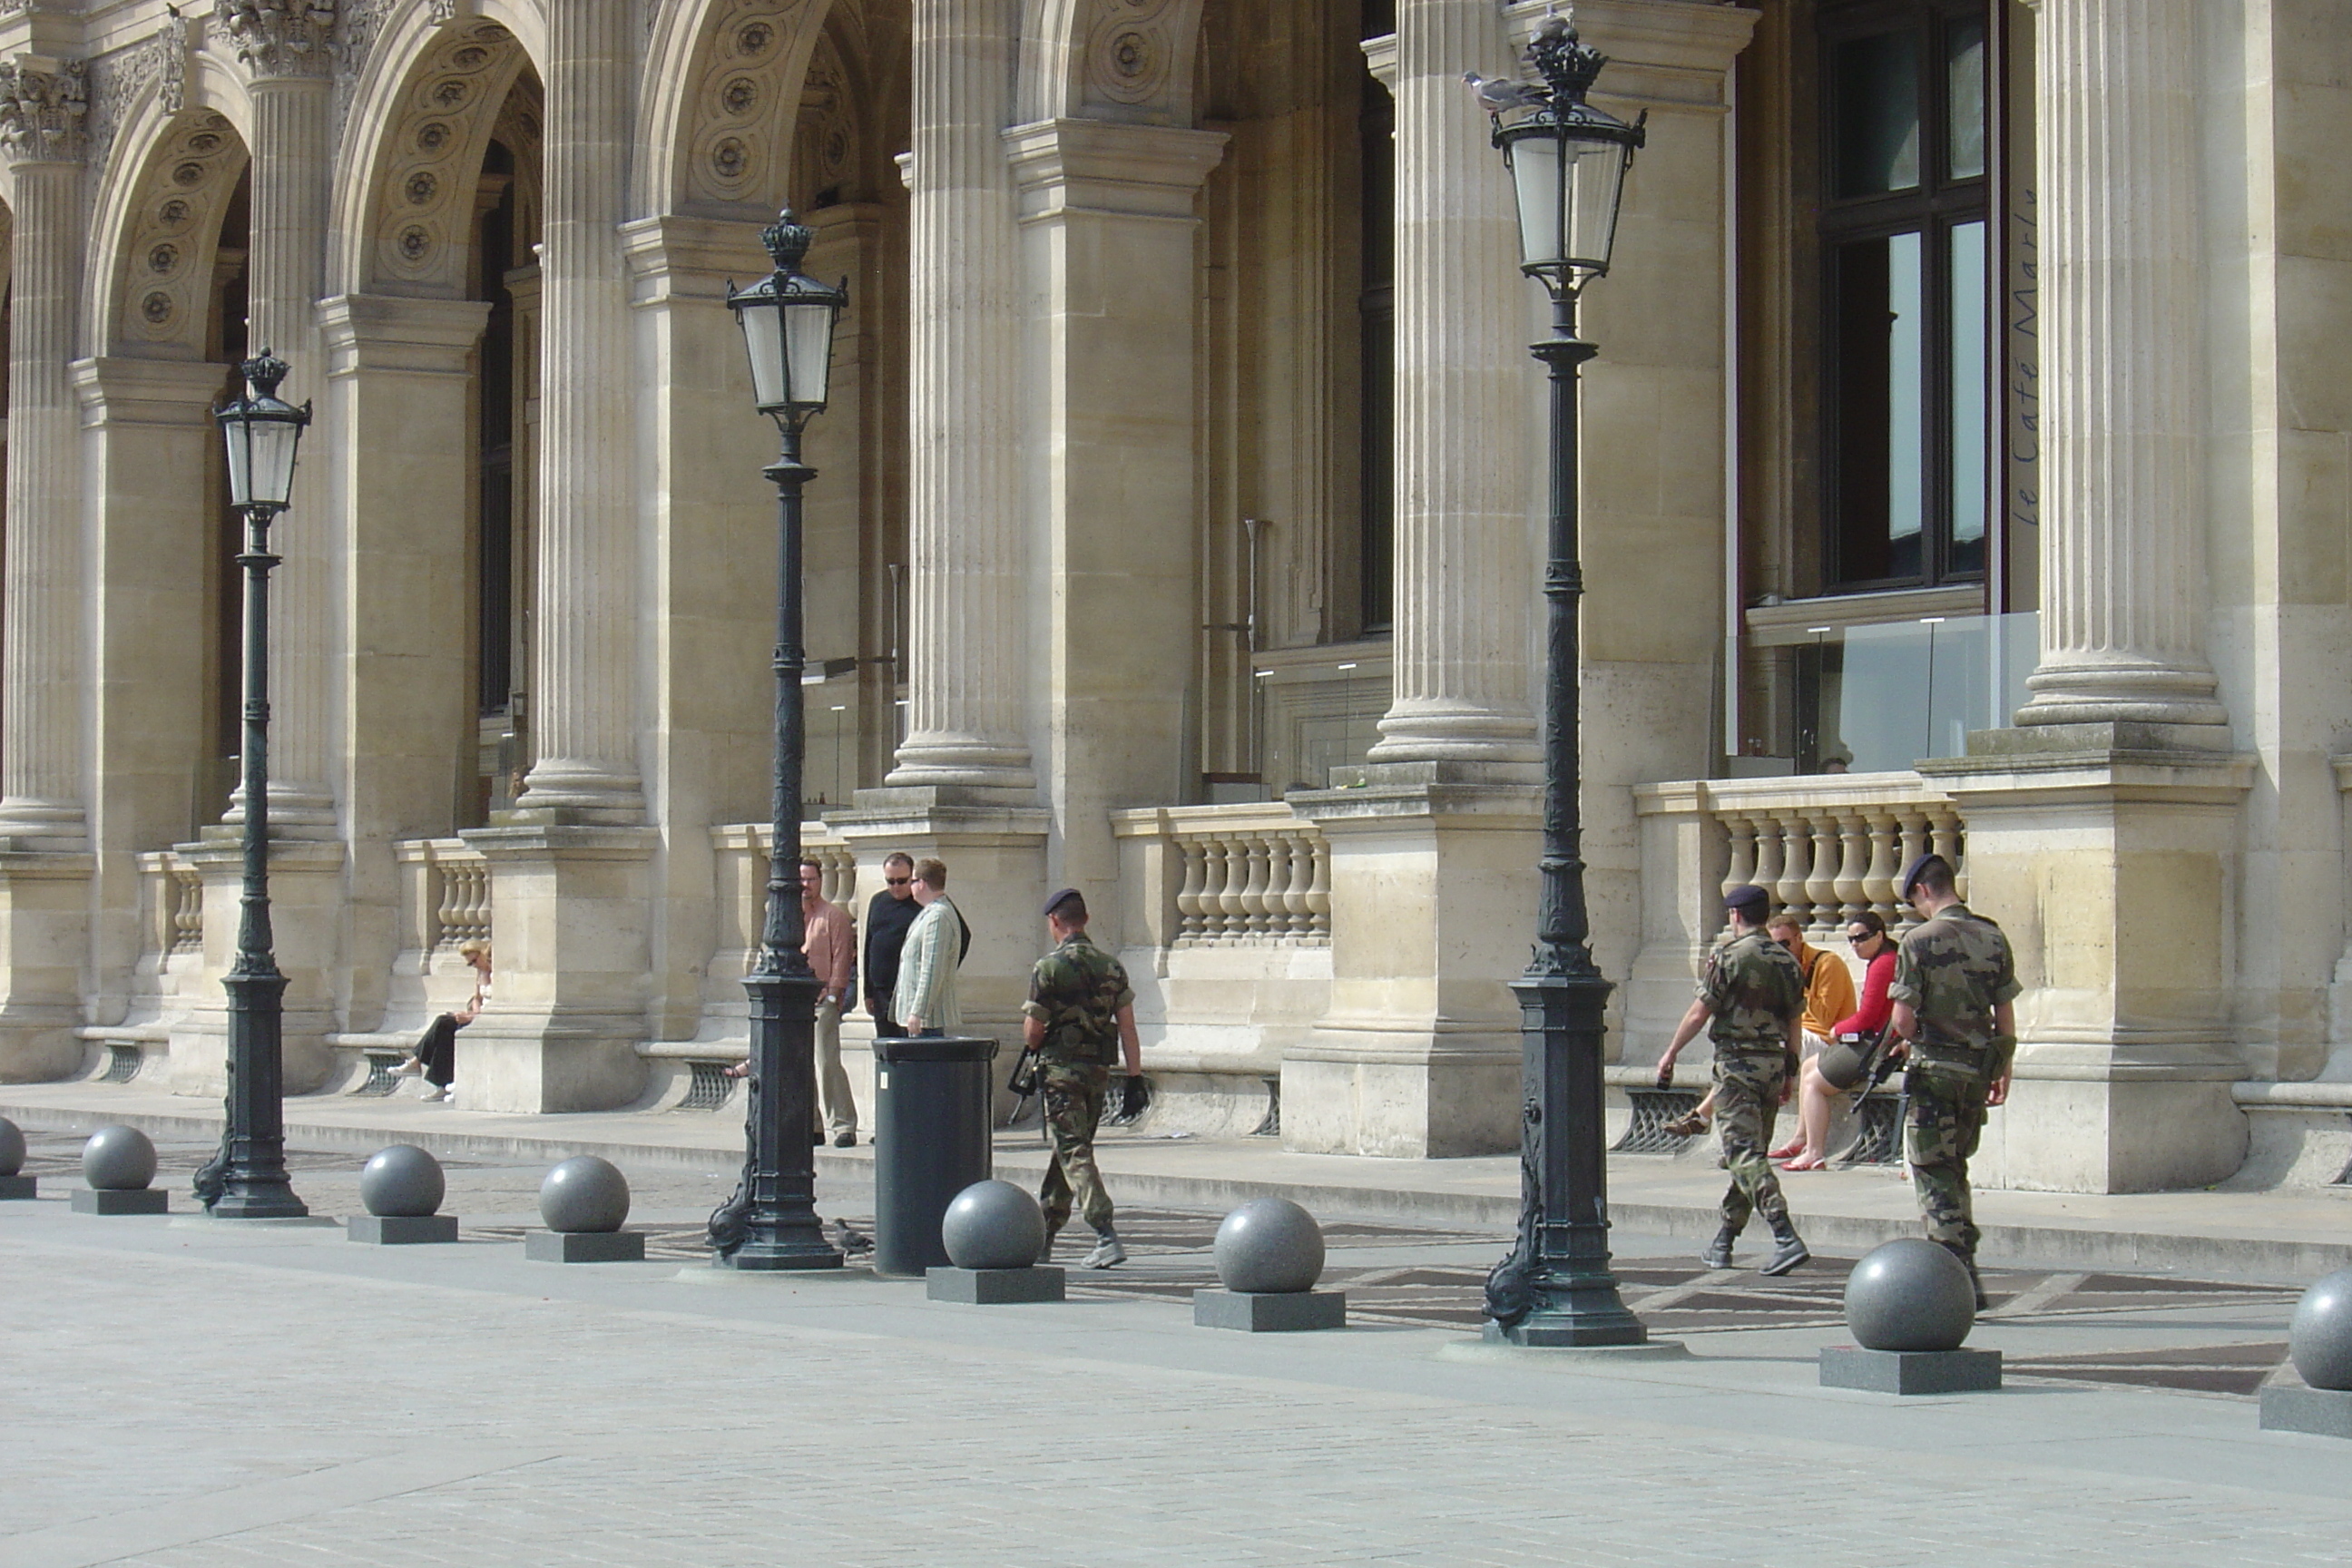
[4,1127,2350,1568]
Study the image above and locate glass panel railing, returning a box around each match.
[1790,610,2037,774]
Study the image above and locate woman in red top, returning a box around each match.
[1775,912,1896,1171]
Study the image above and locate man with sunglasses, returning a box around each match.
[862,852,923,1039]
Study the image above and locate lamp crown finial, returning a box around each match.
[761,208,814,274]
[1524,7,1607,106]
[240,348,289,401]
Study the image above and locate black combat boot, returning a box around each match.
[1938,1240,1990,1310]
[1759,1214,1810,1277]
[1700,1224,1739,1270]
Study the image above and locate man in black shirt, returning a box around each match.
[863,852,922,1038]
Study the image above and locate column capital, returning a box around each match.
[0,53,84,164]
[217,0,337,81]
[1002,118,1229,223]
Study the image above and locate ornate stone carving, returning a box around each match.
[159,6,189,113]
[1073,0,1200,123]
[369,18,525,290]
[0,54,88,163]
[790,31,858,202]
[683,0,808,210]
[115,109,248,350]
[219,0,338,80]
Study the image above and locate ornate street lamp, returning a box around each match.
[707,210,849,1270]
[1479,15,1649,1346]
[192,350,311,1220]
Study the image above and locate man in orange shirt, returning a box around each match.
[728,858,858,1148]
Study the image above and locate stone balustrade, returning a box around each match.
[1115,805,1330,949]
[1711,781,1967,935]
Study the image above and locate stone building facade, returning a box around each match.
[0,0,2346,1197]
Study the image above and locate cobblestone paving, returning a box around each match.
[5,1130,2348,1566]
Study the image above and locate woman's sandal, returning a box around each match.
[1767,1140,1804,1161]
[1778,1153,1828,1171]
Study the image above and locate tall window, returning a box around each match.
[1820,0,1989,591]
[1358,0,1396,633]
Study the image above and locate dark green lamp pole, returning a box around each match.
[193,350,311,1220]
[707,211,850,1270]
[1479,17,1650,1346]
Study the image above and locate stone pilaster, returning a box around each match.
[883,0,1034,795]
[0,55,91,1081]
[223,2,340,834]
[0,54,87,848]
[516,0,645,819]
[1363,0,1538,777]
[1004,118,1227,933]
[2015,0,2226,731]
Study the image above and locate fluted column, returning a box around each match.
[2015,0,2225,730]
[514,0,645,818]
[884,0,1034,793]
[1365,0,1537,773]
[221,2,340,832]
[0,56,88,846]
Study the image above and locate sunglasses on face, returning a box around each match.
[886,877,911,886]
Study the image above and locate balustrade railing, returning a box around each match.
[169,862,202,954]
[433,852,493,948]
[1112,805,1330,948]
[1715,784,1965,933]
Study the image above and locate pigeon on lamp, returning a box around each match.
[1462,71,1550,113]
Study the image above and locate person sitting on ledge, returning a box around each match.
[392,939,490,1104]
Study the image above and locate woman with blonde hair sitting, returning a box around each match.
[393,939,491,1103]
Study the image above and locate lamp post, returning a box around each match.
[192,350,312,1220]
[707,210,849,1270]
[1478,16,1649,1346]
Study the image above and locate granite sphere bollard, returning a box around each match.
[73,1124,168,1214]
[1213,1198,1325,1294]
[1843,1239,1975,1352]
[361,1144,446,1217]
[525,1157,642,1262]
[941,1180,1048,1271]
[2288,1267,2352,1392]
[540,1156,630,1232]
[0,1116,31,1200]
[83,1125,158,1191]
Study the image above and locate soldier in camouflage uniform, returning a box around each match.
[1021,888,1144,1269]
[1655,884,1812,1276]
[1888,853,2019,1309]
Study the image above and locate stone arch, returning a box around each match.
[330,5,544,299]
[96,109,250,358]
[1018,0,1208,127]
[640,0,837,220]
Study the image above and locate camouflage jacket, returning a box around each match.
[1888,903,2020,1060]
[1698,929,1805,1054]
[1021,933,1134,1065]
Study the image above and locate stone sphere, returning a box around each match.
[941,1180,1048,1270]
[0,1116,24,1178]
[1213,1197,1325,1294]
[1843,1238,1976,1352]
[83,1125,158,1192]
[538,1155,630,1234]
[359,1145,446,1219]
[2288,1267,2352,1392]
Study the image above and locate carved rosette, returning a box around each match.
[219,0,338,80]
[371,20,525,289]
[0,54,89,164]
[118,111,249,348]
[684,0,805,209]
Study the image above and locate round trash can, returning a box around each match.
[872,1035,998,1278]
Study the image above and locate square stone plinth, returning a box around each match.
[927,1265,1067,1304]
[1194,1289,1347,1332]
[524,1229,644,1263]
[72,1188,167,1216]
[348,1213,460,1245]
[1820,1345,2002,1395]
[2260,1382,2352,1438]
[0,1174,34,1200]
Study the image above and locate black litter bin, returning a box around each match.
[872,1035,997,1277]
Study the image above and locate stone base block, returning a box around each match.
[2260,1382,2352,1438]
[927,1265,1067,1304]
[524,1228,644,1263]
[0,1174,35,1200]
[1819,1344,2001,1395]
[72,1187,167,1216]
[1193,1288,1347,1332]
[348,1213,460,1246]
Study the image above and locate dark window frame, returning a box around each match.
[1818,0,1992,594]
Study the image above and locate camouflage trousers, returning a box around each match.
[1905,1063,1992,1255]
[1039,1059,1115,1235]
[1712,1052,1790,1233]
